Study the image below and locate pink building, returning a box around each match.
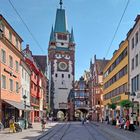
[0,14,23,127]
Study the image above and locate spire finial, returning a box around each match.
[59,0,63,9]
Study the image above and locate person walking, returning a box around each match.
[129,115,134,131]
[9,116,16,133]
[41,117,46,131]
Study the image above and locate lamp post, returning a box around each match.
[23,95,27,129]
[0,25,3,122]
[131,92,136,117]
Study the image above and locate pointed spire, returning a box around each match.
[49,26,55,42]
[54,8,67,33]
[70,28,75,43]
[59,0,63,9]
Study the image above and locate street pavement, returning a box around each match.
[0,121,140,140]
[0,122,58,140]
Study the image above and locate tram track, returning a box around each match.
[37,122,71,140]
[84,124,97,140]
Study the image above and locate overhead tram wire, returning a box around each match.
[8,0,45,53]
[105,0,130,58]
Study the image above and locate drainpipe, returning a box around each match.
[0,20,3,122]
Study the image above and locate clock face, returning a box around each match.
[58,62,67,70]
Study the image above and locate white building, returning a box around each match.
[127,15,140,122]
[20,58,31,118]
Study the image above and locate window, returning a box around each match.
[1,49,6,63]
[15,61,19,72]
[9,55,13,68]
[57,34,67,40]
[132,75,140,92]
[136,54,138,67]
[1,75,6,89]
[62,74,64,78]
[15,38,18,48]
[34,73,36,79]
[132,58,134,70]
[55,73,58,77]
[68,74,70,78]
[22,88,24,96]
[9,31,12,42]
[132,38,134,49]
[16,82,19,93]
[137,75,139,91]
[22,68,24,78]
[1,23,5,33]
[25,72,26,81]
[135,32,139,45]
[9,79,13,91]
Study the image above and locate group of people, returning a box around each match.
[106,115,136,132]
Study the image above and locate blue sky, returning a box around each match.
[1,0,140,80]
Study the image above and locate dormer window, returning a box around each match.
[50,42,55,46]
[57,34,67,40]
[9,31,12,42]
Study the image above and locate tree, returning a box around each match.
[108,103,116,110]
[119,100,132,109]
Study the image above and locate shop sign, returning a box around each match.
[59,103,67,109]
[111,96,121,103]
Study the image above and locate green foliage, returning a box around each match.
[119,100,132,108]
[108,103,116,110]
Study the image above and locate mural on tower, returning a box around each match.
[48,1,75,116]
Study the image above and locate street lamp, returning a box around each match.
[23,95,27,129]
[131,92,136,117]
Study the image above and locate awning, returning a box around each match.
[3,100,32,111]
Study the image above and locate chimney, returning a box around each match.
[94,55,96,61]
[26,44,29,50]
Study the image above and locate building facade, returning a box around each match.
[127,15,140,124]
[48,2,75,117]
[22,45,44,122]
[74,77,90,120]
[103,40,129,120]
[20,58,31,122]
[90,55,109,121]
[33,55,48,117]
[0,14,23,127]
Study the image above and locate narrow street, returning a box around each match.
[1,122,140,140]
[37,122,140,140]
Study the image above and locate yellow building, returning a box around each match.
[103,40,129,118]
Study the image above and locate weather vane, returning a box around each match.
[59,0,63,9]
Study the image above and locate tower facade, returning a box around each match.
[48,2,75,115]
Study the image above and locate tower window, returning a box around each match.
[57,34,67,40]
[68,74,70,78]
[55,73,58,77]
[62,74,64,78]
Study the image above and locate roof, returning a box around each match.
[54,9,67,33]
[33,55,47,74]
[70,28,75,43]
[127,15,140,38]
[49,26,55,42]
[95,59,110,75]
[0,14,23,42]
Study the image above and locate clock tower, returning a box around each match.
[48,0,75,116]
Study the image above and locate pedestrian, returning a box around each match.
[41,117,46,131]
[129,115,134,131]
[116,116,120,128]
[125,118,130,130]
[81,116,85,125]
[9,116,16,133]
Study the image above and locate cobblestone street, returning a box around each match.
[0,122,140,140]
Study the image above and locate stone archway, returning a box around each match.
[75,108,89,121]
[57,110,65,121]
